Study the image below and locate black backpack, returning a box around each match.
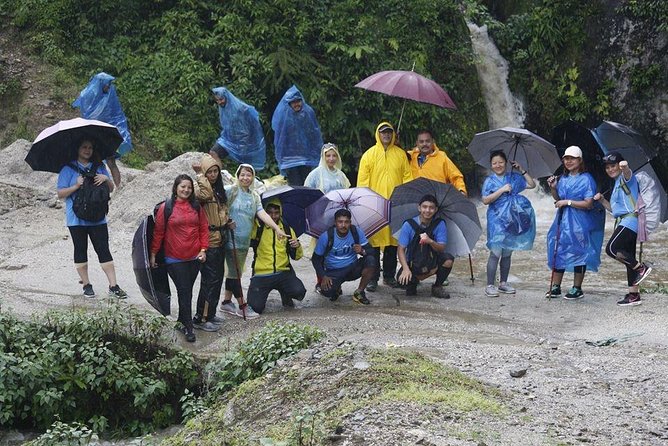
[406,218,443,275]
[70,162,110,222]
[323,225,360,257]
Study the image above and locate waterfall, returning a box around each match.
[467,22,525,129]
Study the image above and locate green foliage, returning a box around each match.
[618,0,668,33]
[0,301,202,436]
[630,63,663,92]
[2,0,486,174]
[25,420,99,446]
[261,406,323,446]
[179,388,206,422]
[205,322,324,394]
[556,66,590,122]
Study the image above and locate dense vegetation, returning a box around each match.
[0,0,487,177]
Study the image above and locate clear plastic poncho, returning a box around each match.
[482,172,536,251]
[546,172,604,272]
[212,87,266,171]
[224,164,262,251]
[303,144,351,193]
[271,85,323,175]
[72,72,133,157]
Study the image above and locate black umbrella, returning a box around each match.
[26,118,122,173]
[261,185,324,237]
[132,215,171,316]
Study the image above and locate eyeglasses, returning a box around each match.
[322,143,338,150]
[602,155,617,162]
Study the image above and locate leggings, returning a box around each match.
[68,224,113,264]
[555,265,586,274]
[487,248,512,286]
[225,278,243,299]
[605,225,638,286]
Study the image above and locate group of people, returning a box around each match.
[56,74,654,343]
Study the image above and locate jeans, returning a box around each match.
[167,260,201,329]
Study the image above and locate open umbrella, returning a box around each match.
[261,185,324,237]
[305,187,390,238]
[468,127,560,179]
[132,215,171,316]
[389,178,482,258]
[355,67,456,132]
[26,118,123,173]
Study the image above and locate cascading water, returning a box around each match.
[467,22,525,130]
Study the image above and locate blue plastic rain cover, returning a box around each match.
[483,172,536,251]
[546,173,604,272]
[271,85,323,174]
[72,72,133,156]
[212,87,266,170]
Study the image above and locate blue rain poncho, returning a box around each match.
[546,172,604,272]
[212,87,266,171]
[72,72,132,157]
[482,172,536,251]
[271,85,323,175]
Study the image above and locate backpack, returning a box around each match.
[406,218,443,275]
[152,198,200,257]
[70,162,110,222]
[323,225,360,257]
[633,171,662,236]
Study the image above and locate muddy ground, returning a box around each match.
[1,139,667,445]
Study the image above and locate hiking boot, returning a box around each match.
[108,285,128,299]
[431,285,450,299]
[328,287,343,302]
[365,280,378,292]
[236,305,260,319]
[497,283,516,294]
[563,287,584,300]
[184,327,196,343]
[632,263,652,286]
[383,277,400,288]
[352,289,370,305]
[193,320,220,332]
[617,293,642,307]
[442,279,449,287]
[220,300,237,315]
[207,315,225,325]
[83,283,96,298]
[283,298,295,308]
[406,283,418,296]
[545,285,561,298]
[485,285,499,297]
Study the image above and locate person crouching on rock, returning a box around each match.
[150,174,209,343]
[311,208,376,305]
[247,200,306,313]
[396,194,451,299]
[56,138,127,299]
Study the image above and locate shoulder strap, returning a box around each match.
[324,226,336,256]
[163,198,174,232]
[251,219,265,249]
[350,225,360,245]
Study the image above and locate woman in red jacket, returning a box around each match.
[150,174,209,342]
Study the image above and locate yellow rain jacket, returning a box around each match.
[250,201,302,276]
[357,122,412,248]
[195,154,229,248]
[408,144,468,195]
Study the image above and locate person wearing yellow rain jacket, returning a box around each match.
[247,200,306,313]
[357,122,412,291]
[408,129,468,195]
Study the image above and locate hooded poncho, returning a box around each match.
[303,144,351,193]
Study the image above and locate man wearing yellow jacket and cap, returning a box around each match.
[357,122,412,291]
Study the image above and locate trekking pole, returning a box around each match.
[548,208,564,298]
[229,228,247,321]
[468,253,474,285]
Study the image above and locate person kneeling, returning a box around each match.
[247,201,306,314]
[397,194,451,298]
[311,209,376,305]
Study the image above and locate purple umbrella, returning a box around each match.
[26,118,122,173]
[305,187,390,238]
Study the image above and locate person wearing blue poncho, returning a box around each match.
[545,146,603,300]
[209,87,266,171]
[271,85,323,186]
[481,151,536,298]
[72,72,132,187]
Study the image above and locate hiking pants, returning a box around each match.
[605,225,638,286]
[69,224,112,264]
[195,246,225,321]
[371,245,398,282]
[167,260,201,330]
[247,269,306,314]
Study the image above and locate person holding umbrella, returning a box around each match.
[57,138,127,299]
[481,150,536,297]
[358,122,412,291]
[594,152,652,306]
[545,146,601,300]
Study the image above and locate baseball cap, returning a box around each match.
[562,145,583,158]
[602,152,625,164]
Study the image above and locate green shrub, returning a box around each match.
[24,420,98,446]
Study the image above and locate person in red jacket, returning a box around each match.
[150,174,209,342]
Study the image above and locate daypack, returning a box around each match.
[633,171,661,236]
[323,225,360,257]
[406,218,443,275]
[70,162,110,222]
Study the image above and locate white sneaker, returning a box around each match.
[497,283,516,294]
[220,300,237,315]
[236,305,260,320]
[485,285,499,297]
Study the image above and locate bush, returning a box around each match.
[205,322,324,395]
[0,301,203,436]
